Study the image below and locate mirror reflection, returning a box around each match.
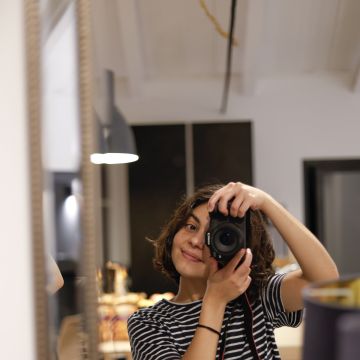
[40,0,84,359]
[88,1,360,359]
[37,0,360,359]
[89,1,360,359]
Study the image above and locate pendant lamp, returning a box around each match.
[90,69,139,164]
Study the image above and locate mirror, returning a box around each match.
[88,1,360,358]
[28,0,360,359]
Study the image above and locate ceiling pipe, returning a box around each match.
[220,0,238,114]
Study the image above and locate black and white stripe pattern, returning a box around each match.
[128,274,302,359]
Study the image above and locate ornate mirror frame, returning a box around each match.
[24,0,98,358]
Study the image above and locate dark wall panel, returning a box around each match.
[193,122,253,187]
[129,125,186,295]
[128,122,253,296]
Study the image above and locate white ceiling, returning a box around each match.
[91,0,360,98]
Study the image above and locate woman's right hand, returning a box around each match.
[181,246,253,360]
[203,247,253,305]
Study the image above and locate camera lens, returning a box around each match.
[214,227,239,254]
[207,211,248,266]
[219,231,236,247]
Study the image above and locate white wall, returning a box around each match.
[42,2,80,172]
[0,1,35,359]
[118,72,360,222]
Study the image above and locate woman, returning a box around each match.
[128,182,338,359]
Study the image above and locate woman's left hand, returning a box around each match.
[208,182,269,217]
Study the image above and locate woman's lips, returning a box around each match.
[182,250,202,262]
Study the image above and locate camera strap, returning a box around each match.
[218,293,261,360]
[241,293,261,360]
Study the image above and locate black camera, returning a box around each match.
[206,210,250,267]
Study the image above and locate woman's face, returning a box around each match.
[171,204,211,281]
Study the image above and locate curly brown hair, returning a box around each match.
[149,184,275,301]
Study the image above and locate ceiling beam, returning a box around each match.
[116,0,144,97]
[238,0,265,95]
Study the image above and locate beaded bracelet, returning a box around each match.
[197,324,221,337]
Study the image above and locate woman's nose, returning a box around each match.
[190,232,205,248]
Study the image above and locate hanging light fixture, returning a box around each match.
[90,69,139,165]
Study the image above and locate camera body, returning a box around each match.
[206,210,250,267]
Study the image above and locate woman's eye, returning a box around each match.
[185,223,197,232]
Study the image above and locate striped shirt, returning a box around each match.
[128,274,302,359]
